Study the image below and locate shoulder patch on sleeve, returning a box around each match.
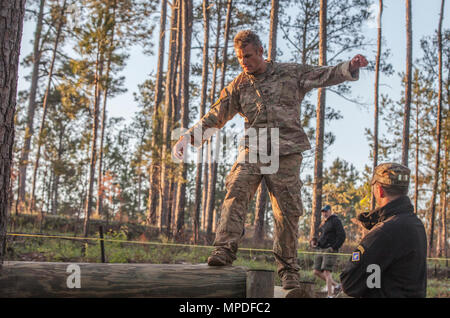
[352,251,360,262]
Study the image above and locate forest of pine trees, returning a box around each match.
[1,0,448,262]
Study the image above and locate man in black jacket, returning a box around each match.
[311,205,346,297]
[340,163,427,298]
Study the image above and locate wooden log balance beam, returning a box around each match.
[0,261,274,298]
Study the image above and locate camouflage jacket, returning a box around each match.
[184,60,359,156]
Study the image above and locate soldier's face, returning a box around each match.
[235,44,265,75]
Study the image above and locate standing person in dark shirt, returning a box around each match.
[311,205,346,297]
[340,163,427,298]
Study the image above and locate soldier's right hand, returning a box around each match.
[172,135,189,161]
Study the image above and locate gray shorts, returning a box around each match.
[313,249,337,272]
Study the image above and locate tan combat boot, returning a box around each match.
[281,271,300,290]
[207,249,234,266]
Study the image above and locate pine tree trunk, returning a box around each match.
[209,0,232,238]
[206,135,219,238]
[206,0,225,238]
[172,2,183,126]
[167,179,175,236]
[201,145,209,231]
[413,69,421,215]
[30,0,67,214]
[154,0,167,108]
[401,0,412,167]
[84,10,107,236]
[212,208,218,232]
[0,0,26,265]
[52,124,65,214]
[94,67,108,220]
[17,0,45,212]
[174,0,193,238]
[205,144,215,237]
[193,0,210,243]
[96,1,117,219]
[437,138,447,257]
[428,0,444,257]
[159,1,179,232]
[84,52,101,237]
[219,0,232,90]
[268,0,279,62]
[371,0,382,211]
[47,168,54,215]
[414,90,420,214]
[205,1,222,238]
[310,0,327,240]
[299,2,312,65]
[38,163,49,231]
[167,3,184,237]
[147,0,167,226]
[254,0,278,243]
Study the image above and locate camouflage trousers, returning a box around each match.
[213,149,304,276]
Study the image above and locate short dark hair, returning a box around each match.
[378,183,409,197]
[234,30,262,49]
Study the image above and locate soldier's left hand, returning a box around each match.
[172,135,189,161]
[349,54,368,72]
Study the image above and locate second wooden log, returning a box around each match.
[246,269,274,298]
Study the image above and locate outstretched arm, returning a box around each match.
[172,82,240,160]
[299,54,368,92]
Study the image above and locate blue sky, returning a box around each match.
[17,0,449,178]
[326,0,448,173]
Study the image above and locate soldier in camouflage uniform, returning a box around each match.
[173,30,368,289]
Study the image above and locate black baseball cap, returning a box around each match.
[321,205,331,212]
